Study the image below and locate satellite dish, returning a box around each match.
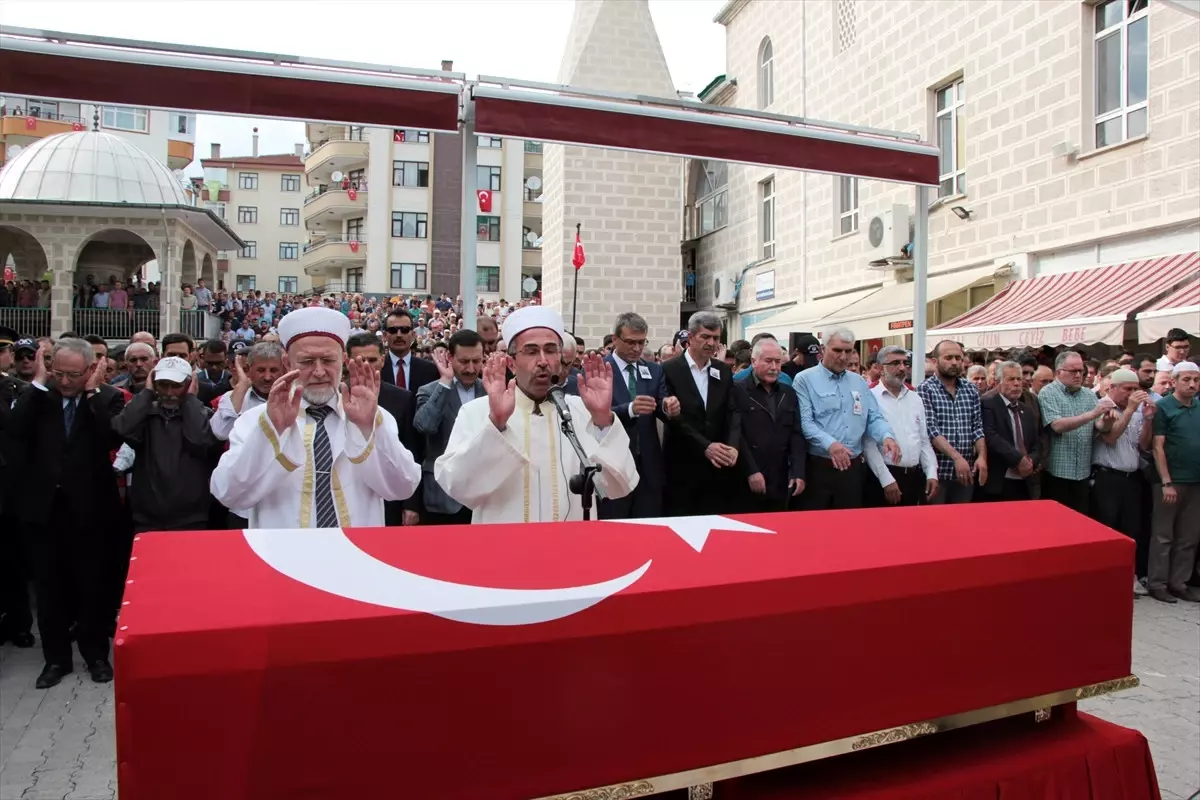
[8,145,23,158]
[524,231,538,246]
[522,276,538,294]
[525,175,542,191]
[331,170,344,182]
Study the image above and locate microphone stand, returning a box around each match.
[557,410,602,521]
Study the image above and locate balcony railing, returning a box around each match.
[71,308,162,340]
[304,234,366,253]
[303,181,368,205]
[0,307,51,339]
[1,105,88,125]
[524,141,543,154]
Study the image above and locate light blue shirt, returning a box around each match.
[793,364,895,459]
[734,365,792,387]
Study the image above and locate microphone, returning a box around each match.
[547,384,572,422]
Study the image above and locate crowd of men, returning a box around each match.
[0,307,1196,690]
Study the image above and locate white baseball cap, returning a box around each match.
[154,356,192,384]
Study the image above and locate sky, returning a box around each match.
[1,0,729,176]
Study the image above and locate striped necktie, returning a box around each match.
[306,405,339,528]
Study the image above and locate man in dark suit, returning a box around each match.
[413,330,487,525]
[600,312,667,519]
[347,333,423,526]
[981,360,1041,501]
[733,338,806,513]
[661,311,741,516]
[381,310,438,391]
[7,339,125,688]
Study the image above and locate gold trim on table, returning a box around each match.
[534,675,1140,800]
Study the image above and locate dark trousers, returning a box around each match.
[0,516,33,637]
[1042,473,1091,515]
[666,464,732,516]
[802,456,864,511]
[24,510,111,667]
[1149,482,1200,592]
[930,479,976,505]
[423,508,474,526]
[995,478,1032,501]
[742,486,791,514]
[600,480,664,520]
[1091,467,1144,573]
[865,465,926,507]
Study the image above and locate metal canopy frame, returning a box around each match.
[0,26,935,359]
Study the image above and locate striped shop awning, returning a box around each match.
[934,252,1199,349]
[1136,277,1200,343]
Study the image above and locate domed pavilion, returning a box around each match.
[0,130,242,339]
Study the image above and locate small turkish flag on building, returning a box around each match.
[347,188,358,202]
[477,189,492,213]
[349,240,360,253]
[572,229,586,271]
[72,122,85,132]
[25,117,37,130]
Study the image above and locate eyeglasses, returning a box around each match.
[883,360,910,368]
[52,369,86,381]
[617,335,647,348]
[15,352,37,361]
[386,326,413,335]
[516,344,561,359]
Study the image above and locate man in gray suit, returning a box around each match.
[413,329,487,525]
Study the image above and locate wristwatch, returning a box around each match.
[1162,482,1173,489]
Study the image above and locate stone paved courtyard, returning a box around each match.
[1,598,1198,800]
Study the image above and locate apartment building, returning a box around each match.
[685,0,1199,353]
[302,115,544,302]
[200,138,307,294]
[1,98,195,172]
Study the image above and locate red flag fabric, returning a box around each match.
[347,188,358,202]
[477,189,492,213]
[24,117,37,130]
[572,229,586,270]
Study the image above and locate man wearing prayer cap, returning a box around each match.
[435,306,638,523]
[211,306,421,529]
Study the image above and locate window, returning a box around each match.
[477,215,501,242]
[238,172,259,190]
[391,212,428,238]
[204,201,226,220]
[278,276,298,293]
[758,38,774,109]
[477,135,503,148]
[346,218,365,240]
[236,275,256,292]
[346,268,364,292]
[281,174,301,192]
[695,160,729,236]
[836,0,858,54]
[101,106,148,132]
[392,161,430,187]
[279,242,299,260]
[390,262,428,291]
[393,129,430,143]
[477,166,502,191]
[237,206,258,224]
[935,78,966,198]
[349,126,367,141]
[1094,0,1149,148]
[476,266,500,293]
[174,114,191,135]
[760,178,775,261]
[239,241,257,259]
[838,177,859,235]
[280,208,300,226]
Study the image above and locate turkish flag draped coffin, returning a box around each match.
[115,502,1133,800]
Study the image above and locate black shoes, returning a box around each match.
[8,632,35,648]
[88,659,114,683]
[1149,588,1178,604]
[35,663,72,689]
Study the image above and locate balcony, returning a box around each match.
[302,235,366,275]
[303,185,368,229]
[167,139,195,171]
[522,247,542,269]
[1,107,87,139]
[524,142,543,154]
[304,136,369,177]
[523,200,542,219]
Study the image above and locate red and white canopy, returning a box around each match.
[1137,275,1200,343]
[934,252,1199,349]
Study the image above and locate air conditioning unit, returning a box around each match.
[865,205,910,266]
[713,271,738,307]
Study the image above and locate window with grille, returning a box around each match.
[346,268,364,292]
[239,241,257,259]
[281,174,301,192]
[476,166,502,191]
[278,276,298,293]
[836,0,857,54]
[476,266,500,293]
[1093,0,1148,148]
[346,218,365,240]
[392,161,430,187]
[476,215,501,242]
[279,243,299,260]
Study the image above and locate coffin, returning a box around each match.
[114,501,1134,800]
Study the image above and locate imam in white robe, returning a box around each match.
[210,400,421,529]
[434,390,639,523]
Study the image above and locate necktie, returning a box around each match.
[306,406,339,528]
[625,363,637,398]
[394,356,406,390]
[63,397,76,433]
[1009,403,1026,455]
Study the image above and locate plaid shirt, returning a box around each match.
[1038,380,1098,481]
[917,375,984,482]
